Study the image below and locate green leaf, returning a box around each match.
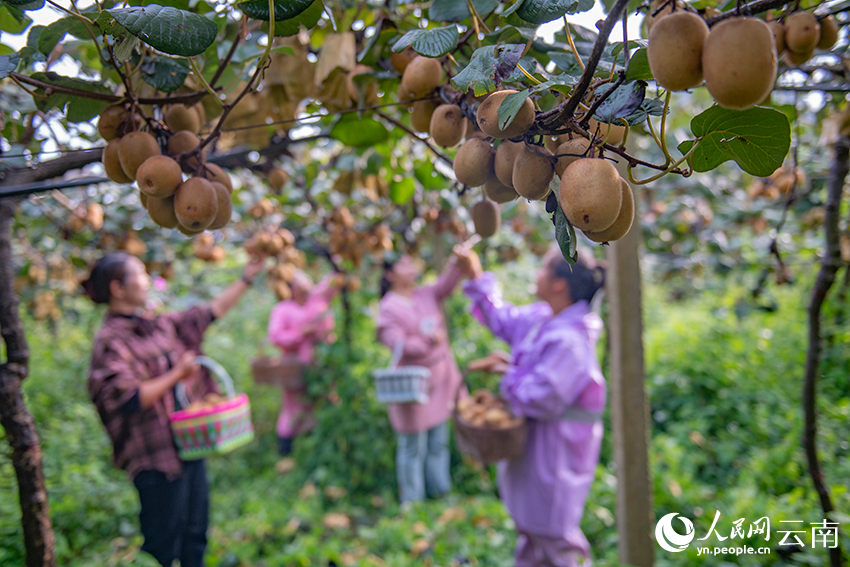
[593,80,646,123]
[428,0,499,22]
[392,25,459,58]
[0,43,14,55]
[239,0,312,21]
[37,16,94,57]
[331,115,389,147]
[619,97,665,126]
[272,0,323,36]
[517,0,584,24]
[625,48,652,82]
[270,45,294,55]
[553,202,577,264]
[678,105,791,177]
[390,177,416,204]
[451,44,524,96]
[141,56,190,92]
[31,71,113,122]
[530,73,578,95]
[0,5,31,34]
[496,89,530,130]
[2,0,42,6]
[0,52,19,78]
[101,5,217,57]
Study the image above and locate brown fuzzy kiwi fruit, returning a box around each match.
[136,155,183,198]
[494,140,523,188]
[401,56,443,98]
[268,167,289,191]
[430,104,467,148]
[784,12,820,55]
[98,105,130,141]
[817,15,839,49]
[411,99,439,134]
[587,119,625,145]
[648,11,710,91]
[347,64,378,103]
[147,195,179,229]
[103,138,133,183]
[476,90,535,139]
[391,46,418,74]
[203,163,232,193]
[702,18,777,110]
[483,174,519,203]
[165,104,201,134]
[177,224,205,236]
[583,179,634,243]
[454,139,494,187]
[168,130,204,172]
[644,0,697,35]
[783,47,814,66]
[173,177,219,231]
[769,21,786,55]
[471,199,501,238]
[118,132,161,179]
[207,182,233,230]
[139,190,148,208]
[512,146,555,201]
[554,137,592,177]
[559,158,623,232]
[543,135,565,153]
[396,83,415,109]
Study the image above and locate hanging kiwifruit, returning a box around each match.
[165,104,201,134]
[118,131,161,179]
[97,105,130,141]
[817,15,839,49]
[411,99,439,134]
[207,182,233,230]
[146,195,179,229]
[203,163,233,193]
[512,145,554,201]
[401,56,443,98]
[471,199,501,238]
[268,167,289,191]
[587,119,625,145]
[559,158,623,232]
[430,104,467,148]
[476,90,535,139]
[103,138,133,183]
[346,64,378,103]
[554,137,592,177]
[494,140,523,188]
[583,179,634,243]
[784,12,820,55]
[648,11,710,91]
[454,139,494,187]
[391,46,418,74]
[483,174,519,203]
[173,177,219,231]
[168,130,204,172]
[136,155,183,198]
[769,21,786,55]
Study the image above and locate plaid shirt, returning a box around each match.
[88,306,217,481]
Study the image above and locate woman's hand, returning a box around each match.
[174,351,200,379]
[453,245,482,279]
[242,256,267,282]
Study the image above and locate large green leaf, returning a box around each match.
[516,0,591,24]
[392,25,459,58]
[593,80,646,122]
[0,4,31,34]
[331,115,389,147]
[101,5,217,57]
[678,105,791,177]
[2,0,42,6]
[451,44,524,96]
[553,201,577,264]
[390,177,416,204]
[0,52,19,78]
[273,0,323,36]
[428,0,499,22]
[239,0,312,21]
[141,56,190,92]
[497,89,531,130]
[625,48,652,82]
[37,16,94,57]
[31,71,113,122]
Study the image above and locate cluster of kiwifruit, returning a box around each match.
[31,290,61,322]
[421,207,467,238]
[245,228,305,301]
[184,392,228,412]
[192,233,226,263]
[267,260,298,301]
[248,198,278,218]
[99,103,234,235]
[456,390,523,429]
[747,164,806,200]
[327,207,393,266]
[772,12,839,66]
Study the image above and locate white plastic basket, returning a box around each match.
[373,339,431,404]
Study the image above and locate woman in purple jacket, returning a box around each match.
[462,248,607,567]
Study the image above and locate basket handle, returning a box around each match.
[389,338,405,369]
[175,355,236,409]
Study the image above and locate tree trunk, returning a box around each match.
[0,198,56,567]
[803,137,848,567]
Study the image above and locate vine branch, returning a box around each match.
[374,110,453,167]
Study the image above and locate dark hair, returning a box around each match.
[379,258,396,298]
[549,251,606,303]
[81,252,132,304]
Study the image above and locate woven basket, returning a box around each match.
[373,339,431,404]
[170,357,254,460]
[251,355,304,389]
[452,376,526,465]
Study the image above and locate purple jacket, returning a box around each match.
[464,273,606,551]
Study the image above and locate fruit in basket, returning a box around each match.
[184,392,227,411]
[457,389,522,429]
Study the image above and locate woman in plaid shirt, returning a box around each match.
[84,251,264,567]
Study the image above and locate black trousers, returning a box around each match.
[133,459,209,567]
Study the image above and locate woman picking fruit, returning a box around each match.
[84,250,265,567]
[376,247,478,504]
[462,247,607,567]
[267,271,342,456]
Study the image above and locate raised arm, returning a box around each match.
[210,257,266,319]
[463,272,551,347]
[431,259,464,303]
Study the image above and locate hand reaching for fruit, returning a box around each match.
[453,244,482,280]
[467,351,511,373]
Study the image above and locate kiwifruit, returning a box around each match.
[147,195,179,229]
[644,0,698,35]
[483,174,519,203]
[583,179,634,243]
[346,64,378,103]
[177,224,205,236]
[136,155,183,198]
[103,138,133,183]
[554,137,592,177]
[494,140,524,188]
[168,130,204,172]
[587,118,625,145]
[207,182,233,230]
[471,199,501,238]
[401,56,443,98]
[702,17,777,110]
[118,131,161,179]
[139,190,148,208]
[476,90,535,139]
[268,167,289,191]
[203,163,232,193]
[391,46,418,74]
[411,99,439,134]
[769,21,786,55]
[173,177,218,231]
[98,105,130,141]
[783,48,814,66]
[430,104,467,148]
[454,139,494,187]
[397,83,415,109]
[784,12,820,55]
[648,12,710,91]
[543,135,563,153]
[165,104,201,134]
[192,103,206,127]
[559,158,623,232]
[512,146,555,201]
[817,15,839,49]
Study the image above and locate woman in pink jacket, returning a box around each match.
[267,272,341,455]
[462,248,607,567]
[376,249,475,503]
